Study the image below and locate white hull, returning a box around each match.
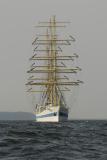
[35,105,68,122]
[36,115,59,122]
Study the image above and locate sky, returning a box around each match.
[0,0,107,119]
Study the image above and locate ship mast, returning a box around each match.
[26,16,83,108]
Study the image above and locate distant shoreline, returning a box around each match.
[0,112,35,120]
[0,112,106,120]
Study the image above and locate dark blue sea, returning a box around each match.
[0,120,107,160]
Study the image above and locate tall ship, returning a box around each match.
[26,16,83,122]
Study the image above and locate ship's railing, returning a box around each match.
[36,104,56,114]
[36,105,48,114]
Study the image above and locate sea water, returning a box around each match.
[0,120,107,160]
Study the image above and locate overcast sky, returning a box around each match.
[0,0,107,119]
